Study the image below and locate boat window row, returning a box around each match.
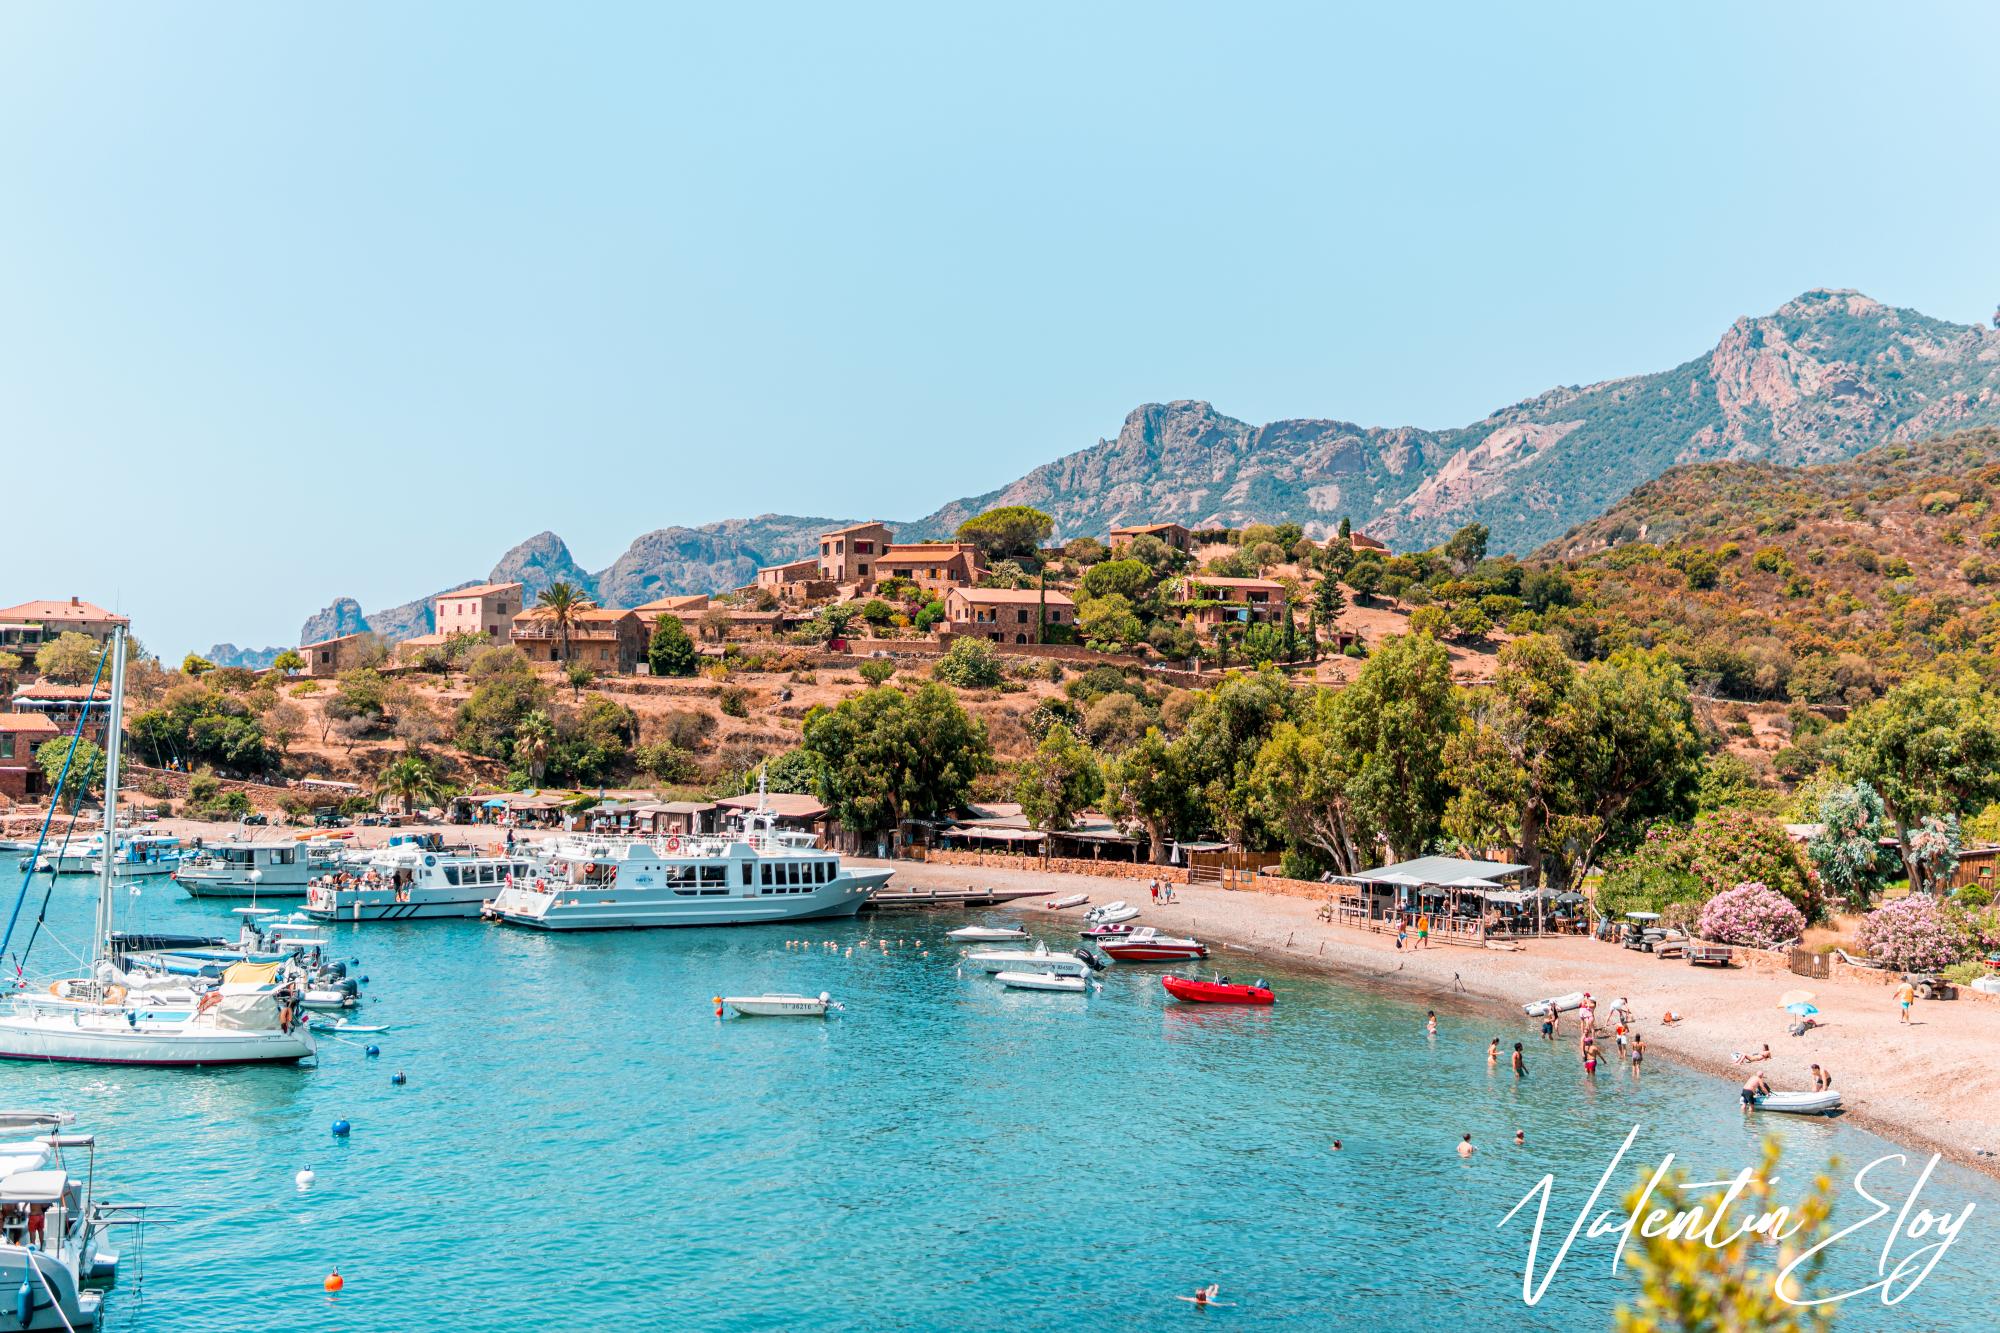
[758,859,833,892]
[440,861,535,886]
[215,847,296,865]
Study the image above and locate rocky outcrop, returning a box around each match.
[204,644,284,670]
[298,597,370,646]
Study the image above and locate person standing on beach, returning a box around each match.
[1539,1014,1554,1042]
[1396,924,1407,950]
[1511,1043,1526,1078]
[1895,978,1916,1024]
[1417,913,1430,948]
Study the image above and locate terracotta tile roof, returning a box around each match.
[437,582,522,600]
[950,588,1075,606]
[1185,576,1284,590]
[12,683,111,701]
[819,520,893,539]
[879,543,979,560]
[1109,522,1188,535]
[0,598,127,624]
[635,594,710,613]
[0,712,59,735]
[301,631,374,650]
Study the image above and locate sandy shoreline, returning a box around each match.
[84,818,2000,1179]
[857,856,2000,1182]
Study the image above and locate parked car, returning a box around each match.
[241,812,268,826]
[312,810,351,828]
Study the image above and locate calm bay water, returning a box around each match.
[5,875,1998,1331]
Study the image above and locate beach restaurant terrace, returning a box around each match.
[1332,855,1584,943]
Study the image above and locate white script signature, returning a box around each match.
[1496,1125,1974,1308]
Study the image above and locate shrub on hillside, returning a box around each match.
[857,659,896,686]
[1855,895,1966,972]
[934,638,1002,688]
[1697,882,1805,949]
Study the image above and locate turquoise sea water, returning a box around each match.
[4,875,1998,1331]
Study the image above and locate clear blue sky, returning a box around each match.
[5,4,1998,656]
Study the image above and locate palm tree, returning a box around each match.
[514,710,554,783]
[536,581,588,663]
[374,755,448,815]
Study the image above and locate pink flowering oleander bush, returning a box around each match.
[1856,895,1968,972]
[1697,881,1806,950]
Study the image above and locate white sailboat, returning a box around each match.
[0,630,315,1067]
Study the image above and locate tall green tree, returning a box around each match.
[955,505,1054,563]
[1323,631,1458,862]
[1834,671,2000,891]
[1103,728,1199,866]
[34,632,101,685]
[647,615,697,677]
[35,736,105,810]
[1173,667,1297,845]
[1805,779,1887,906]
[1245,690,1371,875]
[1014,723,1102,838]
[801,683,992,836]
[535,582,588,663]
[1311,574,1347,658]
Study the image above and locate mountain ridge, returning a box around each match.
[299,289,2000,645]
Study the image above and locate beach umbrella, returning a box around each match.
[1786,1002,1820,1017]
[1777,988,1817,1009]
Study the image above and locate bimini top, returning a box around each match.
[0,1169,67,1204]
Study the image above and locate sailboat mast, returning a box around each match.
[91,627,128,971]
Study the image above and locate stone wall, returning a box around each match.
[914,848,1188,882]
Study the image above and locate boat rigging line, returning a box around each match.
[1,639,111,975]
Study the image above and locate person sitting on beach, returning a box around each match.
[1741,1072,1772,1106]
[1732,1043,1772,1064]
[1811,1064,1832,1091]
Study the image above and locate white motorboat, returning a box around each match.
[0,1112,134,1330]
[37,833,180,879]
[722,992,839,1017]
[303,844,543,921]
[947,925,1029,941]
[485,786,889,931]
[1046,894,1089,910]
[1086,901,1140,925]
[994,970,1087,993]
[0,630,316,1069]
[1748,1090,1842,1116]
[173,838,335,899]
[962,942,1099,977]
[1523,991,1586,1017]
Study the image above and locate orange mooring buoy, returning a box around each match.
[713,996,723,1017]
[324,1268,344,1293]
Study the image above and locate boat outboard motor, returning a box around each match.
[1073,948,1106,973]
[319,961,347,980]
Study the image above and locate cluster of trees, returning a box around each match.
[454,646,636,788]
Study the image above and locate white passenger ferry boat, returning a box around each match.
[484,806,888,931]
[303,845,542,922]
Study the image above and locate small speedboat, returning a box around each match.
[1748,1090,1841,1116]
[1163,974,1273,1005]
[722,992,840,1017]
[995,971,1087,993]
[947,925,1029,941]
[1046,894,1089,910]
[1086,901,1139,925]
[1099,928,1207,962]
[1523,991,1586,1017]
[1081,922,1136,940]
[963,943,1100,977]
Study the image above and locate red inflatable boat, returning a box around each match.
[1162,975,1275,1005]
